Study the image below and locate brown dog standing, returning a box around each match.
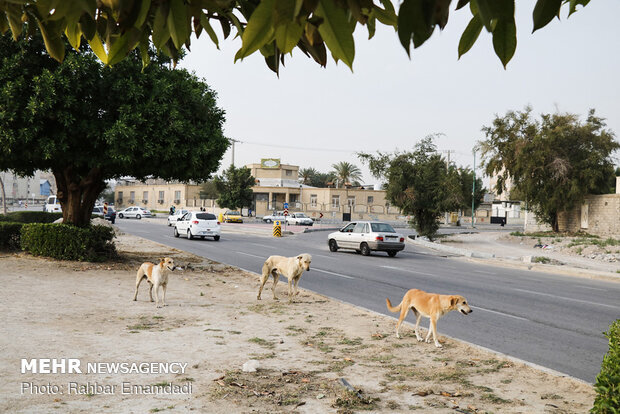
[257,254,312,302]
[386,289,472,348]
[133,258,176,308]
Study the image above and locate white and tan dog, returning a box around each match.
[386,289,472,348]
[257,254,312,302]
[133,257,176,308]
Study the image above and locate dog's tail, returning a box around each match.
[261,260,271,278]
[386,297,402,313]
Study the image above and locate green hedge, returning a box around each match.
[0,222,23,250]
[20,223,116,262]
[592,319,620,413]
[0,211,63,223]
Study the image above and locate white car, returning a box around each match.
[174,211,221,241]
[44,195,61,213]
[167,209,189,226]
[117,206,152,219]
[286,212,313,226]
[327,221,405,257]
[262,211,286,223]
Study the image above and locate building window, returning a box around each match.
[367,196,374,204]
[174,190,181,204]
[117,191,123,203]
[129,191,135,203]
[332,195,340,208]
[310,195,317,207]
[347,196,355,206]
[158,191,165,204]
[142,191,148,203]
[285,169,292,176]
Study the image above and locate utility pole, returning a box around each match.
[229,138,240,166]
[471,149,476,228]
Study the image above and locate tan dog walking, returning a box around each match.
[257,254,312,302]
[386,289,472,348]
[133,258,176,308]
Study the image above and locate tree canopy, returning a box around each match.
[479,107,618,232]
[330,161,362,188]
[0,32,228,226]
[359,135,481,239]
[0,0,591,73]
[213,165,255,210]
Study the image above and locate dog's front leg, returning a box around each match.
[162,283,168,306]
[414,312,423,342]
[293,277,300,296]
[428,319,442,348]
[149,282,154,302]
[287,278,294,303]
[154,284,162,308]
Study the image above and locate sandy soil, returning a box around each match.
[0,233,596,413]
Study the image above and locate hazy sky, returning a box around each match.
[180,1,620,187]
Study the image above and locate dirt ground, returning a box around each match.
[0,233,596,413]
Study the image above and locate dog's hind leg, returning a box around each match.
[134,271,146,301]
[271,271,280,300]
[148,282,154,302]
[257,270,270,300]
[395,306,411,339]
[413,309,424,341]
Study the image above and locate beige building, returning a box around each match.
[113,159,403,220]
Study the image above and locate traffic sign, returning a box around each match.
[319,213,323,218]
[283,202,289,209]
[283,209,289,216]
[103,202,108,215]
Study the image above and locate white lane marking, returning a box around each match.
[473,306,529,321]
[575,286,606,292]
[250,243,269,248]
[381,265,434,276]
[513,288,620,310]
[314,268,354,280]
[235,251,265,259]
[474,270,495,275]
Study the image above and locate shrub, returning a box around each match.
[0,222,23,250]
[21,223,116,262]
[592,319,620,413]
[0,211,63,223]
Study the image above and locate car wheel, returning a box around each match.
[118,213,124,219]
[213,235,220,241]
[187,229,193,240]
[265,219,272,223]
[174,227,179,237]
[201,236,205,240]
[136,214,141,219]
[387,251,398,257]
[168,221,171,227]
[329,239,339,252]
[360,243,370,256]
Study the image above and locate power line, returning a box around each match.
[232,139,363,153]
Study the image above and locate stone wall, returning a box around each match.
[559,194,620,237]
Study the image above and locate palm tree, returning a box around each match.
[330,161,363,188]
[298,167,318,185]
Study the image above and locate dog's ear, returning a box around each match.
[450,297,459,307]
[297,255,303,261]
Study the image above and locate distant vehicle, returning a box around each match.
[262,211,285,224]
[174,211,221,241]
[117,206,152,219]
[44,195,61,213]
[92,205,116,224]
[327,221,405,257]
[223,210,243,223]
[167,209,189,226]
[286,212,313,226]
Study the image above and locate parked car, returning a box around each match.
[117,206,152,219]
[167,209,189,226]
[223,210,243,223]
[44,195,61,213]
[327,221,405,257]
[286,212,313,226]
[92,205,116,224]
[174,211,221,241]
[262,211,285,223]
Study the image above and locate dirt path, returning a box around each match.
[0,234,596,413]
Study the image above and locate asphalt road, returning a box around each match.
[116,219,620,383]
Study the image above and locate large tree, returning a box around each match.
[359,136,456,239]
[0,33,228,227]
[0,1,592,72]
[214,165,255,210]
[479,108,618,232]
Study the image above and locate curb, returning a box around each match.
[407,236,496,259]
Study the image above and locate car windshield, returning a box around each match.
[370,223,396,233]
[108,207,115,213]
[196,213,216,220]
[227,211,240,215]
[296,213,308,218]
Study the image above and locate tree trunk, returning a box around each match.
[551,213,559,232]
[53,167,106,227]
[0,176,7,215]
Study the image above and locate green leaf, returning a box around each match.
[152,3,170,49]
[167,0,190,49]
[275,20,303,54]
[5,3,22,40]
[135,0,151,28]
[107,28,141,65]
[0,14,8,34]
[532,0,561,32]
[366,13,376,39]
[199,13,219,49]
[492,17,516,68]
[398,0,433,55]
[456,0,470,10]
[139,34,150,70]
[37,20,65,62]
[87,33,108,64]
[373,3,397,28]
[472,0,493,31]
[568,0,590,17]
[64,21,82,50]
[314,0,354,68]
[458,14,482,58]
[79,13,97,40]
[234,0,276,62]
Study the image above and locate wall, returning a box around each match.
[558,194,620,236]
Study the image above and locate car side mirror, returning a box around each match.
[177,218,182,221]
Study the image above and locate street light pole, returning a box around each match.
[471,149,476,228]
